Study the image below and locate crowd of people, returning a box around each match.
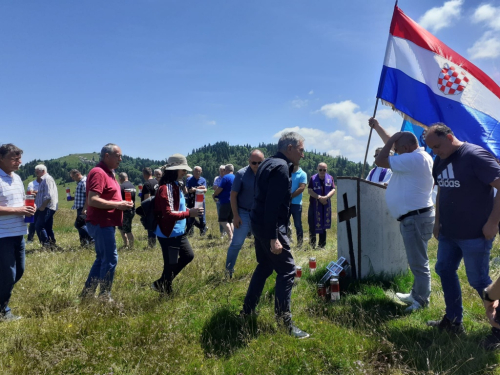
[2,124,500,347]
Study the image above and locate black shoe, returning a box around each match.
[0,311,22,322]
[481,327,500,351]
[151,281,172,295]
[78,287,95,300]
[426,315,465,334]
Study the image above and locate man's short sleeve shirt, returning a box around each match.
[385,147,434,219]
[141,178,159,202]
[291,168,307,205]
[0,168,27,238]
[231,166,255,210]
[218,174,235,204]
[86,162,123,227]
[433,143,500,239]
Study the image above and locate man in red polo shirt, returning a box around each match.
[80,143,133,301]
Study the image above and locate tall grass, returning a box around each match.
[1,194,500,374]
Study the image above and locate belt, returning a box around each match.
[397,206,433,222]
[239,207,252,212]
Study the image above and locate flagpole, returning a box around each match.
[360,98,379,179]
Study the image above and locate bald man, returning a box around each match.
[368,117,435,313]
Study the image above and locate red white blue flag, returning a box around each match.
[377,5,500,159]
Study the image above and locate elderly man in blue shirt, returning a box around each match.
[225,150,265,278]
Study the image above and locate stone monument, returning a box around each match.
[336,177,407,279]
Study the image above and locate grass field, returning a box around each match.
[1,191,500,374]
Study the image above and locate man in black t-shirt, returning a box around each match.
[142,167,159,247]
[118,172,136,249]
[424,124,500,340]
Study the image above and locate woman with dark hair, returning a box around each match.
[152,154,203,295]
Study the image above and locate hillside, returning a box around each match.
[18,142,370,186]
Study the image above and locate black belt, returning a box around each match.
[239,207,252,212]
[397,206,433,222]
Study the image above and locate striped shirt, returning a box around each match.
[0,168,28,238]
[72,176,87,210]
[35,173,58,211]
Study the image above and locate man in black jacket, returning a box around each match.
[242,131,309,339]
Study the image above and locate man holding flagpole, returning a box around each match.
[368,117,435,312]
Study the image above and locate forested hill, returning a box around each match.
[17,142,369,186]
[187,142,368,184]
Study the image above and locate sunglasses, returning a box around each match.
[251,161,262,166]
[318,169,327,172]
[374,154,379,158]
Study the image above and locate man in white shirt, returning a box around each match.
[369,118,435,312]
[26,177,40,243]
[0,144,36,322]
[34,165,59,247]
[366,147,393,185]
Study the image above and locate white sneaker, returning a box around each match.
[404,300,422,312]
[396,292,414,305]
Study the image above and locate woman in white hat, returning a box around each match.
[152,154,204,295]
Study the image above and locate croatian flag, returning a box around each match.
[377,5,500,159]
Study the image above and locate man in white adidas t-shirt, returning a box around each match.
[0,143,36,322]
[369,118,435,313]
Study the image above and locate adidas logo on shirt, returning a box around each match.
[437,163,460,188]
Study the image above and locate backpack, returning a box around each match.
[136,195,158,232]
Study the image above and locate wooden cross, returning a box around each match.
[338,193,357,279]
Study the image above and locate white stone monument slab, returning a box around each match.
[336,177,408,279]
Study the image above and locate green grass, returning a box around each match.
[1,193,500,374]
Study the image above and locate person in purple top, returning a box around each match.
[307,162,335,248]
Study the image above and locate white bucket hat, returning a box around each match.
[163,154,192,171]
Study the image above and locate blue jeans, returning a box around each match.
[435,234,493,323]
[399,211,434,306]
[288,204,303,245]
[75,208,93,245]
[243,225,295,323]
[0,236,25,315]
[226,209,252,273]
[84,223,118,296]
[35,208,56,246]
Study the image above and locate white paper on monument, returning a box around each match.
[336,177,408,279]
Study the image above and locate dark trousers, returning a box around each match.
[309,230,327,248]
[243,226,295,323]
[156,234,194,293]
[147,230,157,247]
[27,222,36,241]
[0,236,25,315]
[35,209,56,246]
[288,204,303,246]
[74,208,94,246]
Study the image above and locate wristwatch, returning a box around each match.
[483,288,496,302]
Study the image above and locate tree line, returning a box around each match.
[18,142,369,186]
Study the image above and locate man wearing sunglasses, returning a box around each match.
[225,150,265,277]
[307,163,335,248]
[366,147,393,185]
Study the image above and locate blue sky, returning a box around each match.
[1,0,499,165]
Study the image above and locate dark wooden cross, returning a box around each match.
[338,193,357,279]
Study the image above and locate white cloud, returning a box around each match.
[273,100,402,162]
[468,4,500,60]
[291,98,308,109]
[206,120,216,125]
[418,0,463,33]
[468,31,500,59]
[308,90,314,95]
[472,4,500,30]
